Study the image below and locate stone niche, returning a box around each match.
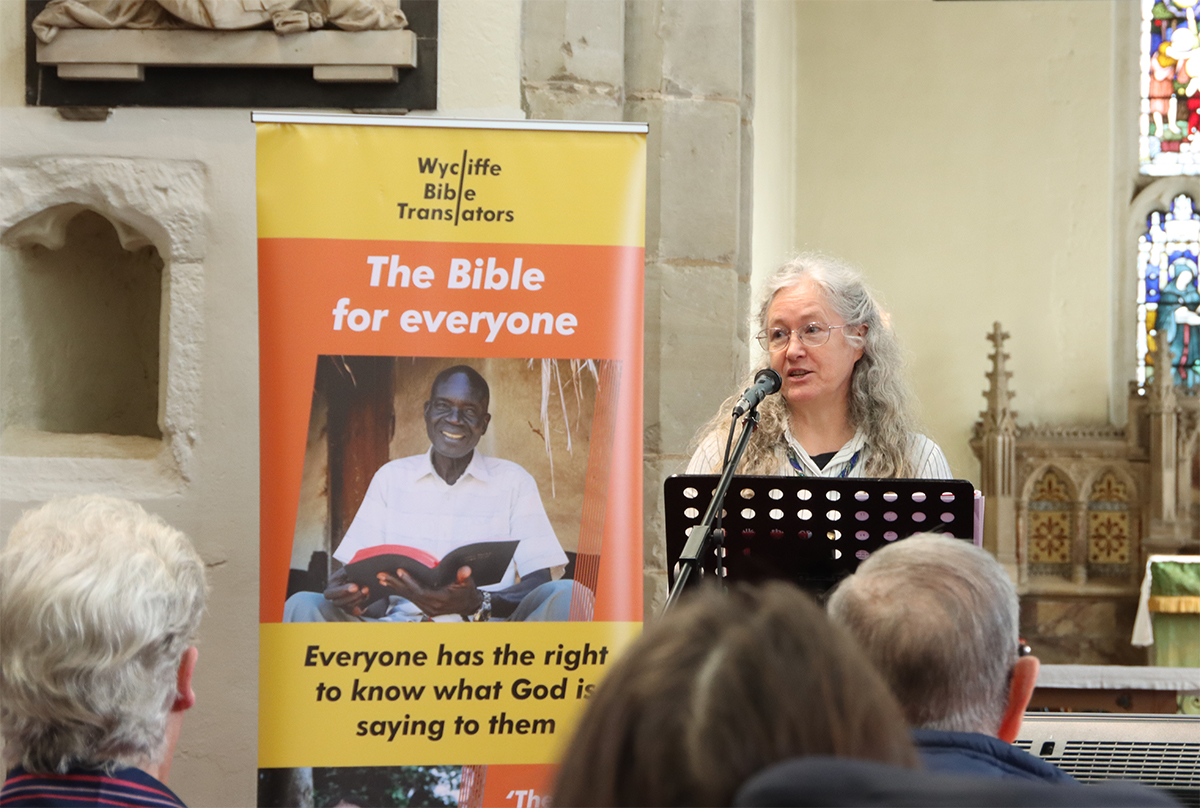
[0,157,206,498]
[3,206,162,442]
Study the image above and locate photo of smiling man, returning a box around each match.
[284,364,589,624]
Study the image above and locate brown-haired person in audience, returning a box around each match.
[552,582,919,807]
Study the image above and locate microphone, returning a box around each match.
[732,368,782,417]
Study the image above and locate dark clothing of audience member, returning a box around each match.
[734,757,1180,807]
[912,729,1075,782]
[1,765,187,807]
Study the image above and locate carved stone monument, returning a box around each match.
[33,0,416,83]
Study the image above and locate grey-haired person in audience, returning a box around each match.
[826,532,1071,782]
[0,496,207,807]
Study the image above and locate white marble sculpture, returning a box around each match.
[33,0,408,44]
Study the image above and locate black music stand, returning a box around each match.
[664,475,979,598]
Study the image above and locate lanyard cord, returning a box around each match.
[787,445,861,478]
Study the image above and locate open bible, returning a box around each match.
[343,540,520,604]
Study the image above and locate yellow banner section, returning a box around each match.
[258,621,641,768]
[256,123,646,247]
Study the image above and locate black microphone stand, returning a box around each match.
[663,404,761,613]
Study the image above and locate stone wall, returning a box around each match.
[0,109,260,807]
[1021,595,1144,665]
[764,0,1120,482]
[524,0,755,616]
[0,2,562,804]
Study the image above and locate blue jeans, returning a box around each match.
[283,579,591,623]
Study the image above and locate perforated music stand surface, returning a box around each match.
[664,475,977,597]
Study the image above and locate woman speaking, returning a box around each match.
[688,254,950,479]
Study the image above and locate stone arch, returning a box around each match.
[1022,462,1079,503]
[1079,464,1138,502]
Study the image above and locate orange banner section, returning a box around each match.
[259,239,642,359]
[258,239,644,623]
[479,764,557,808]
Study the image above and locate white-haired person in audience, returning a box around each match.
[0,496,207,807]
[826,533,1072,782]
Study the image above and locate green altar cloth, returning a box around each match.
[1133,556,1200,669]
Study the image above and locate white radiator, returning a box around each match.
[1016,713,1200,806]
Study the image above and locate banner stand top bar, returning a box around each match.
[251,110,649,134]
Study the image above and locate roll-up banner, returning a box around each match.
[255,113,646,807]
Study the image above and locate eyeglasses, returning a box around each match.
[756,323,848,352]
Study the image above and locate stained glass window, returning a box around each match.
[1137,194,1200,386]
[1141,0,1200,175]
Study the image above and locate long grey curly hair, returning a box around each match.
[692,254,917,477]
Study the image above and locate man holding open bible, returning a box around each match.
[284,365,584,623]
